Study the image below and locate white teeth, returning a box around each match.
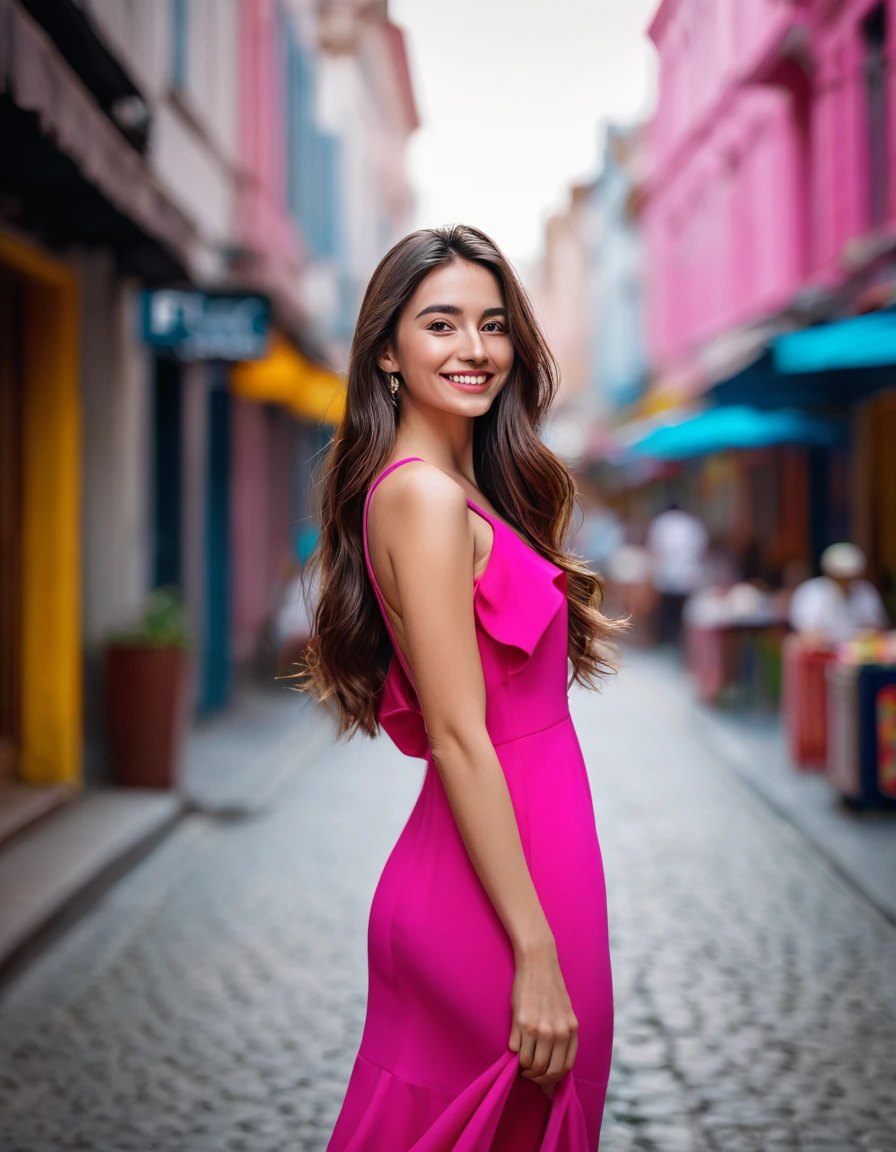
[447,374,488,384]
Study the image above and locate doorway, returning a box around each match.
[0,265,24,785]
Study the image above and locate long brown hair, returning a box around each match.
[295,224,624,738]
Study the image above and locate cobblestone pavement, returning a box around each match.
[1,658,895,1152]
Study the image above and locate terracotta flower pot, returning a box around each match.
[104,645,192,789]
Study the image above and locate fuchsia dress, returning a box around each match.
[327,457,613,1151]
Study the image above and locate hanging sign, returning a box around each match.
[140,290,270,361]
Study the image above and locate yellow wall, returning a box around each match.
[0,232,81,787]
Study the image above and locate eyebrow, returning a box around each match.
[414,303,508,321]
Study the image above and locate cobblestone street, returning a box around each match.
[1,655,895,1152]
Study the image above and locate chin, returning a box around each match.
[438,392,495,417]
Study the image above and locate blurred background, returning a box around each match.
[0,2,895,1150]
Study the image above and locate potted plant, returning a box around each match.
[104,586,193,789]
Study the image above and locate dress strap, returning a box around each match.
[362,457,425,690]
[366,456,425,505]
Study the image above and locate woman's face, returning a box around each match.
[378,258,514,416]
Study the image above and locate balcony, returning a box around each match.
[739,1,812,87]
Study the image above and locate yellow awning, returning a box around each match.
[632,365,704,419]
[231,332,345,425]
[632,388,686,419]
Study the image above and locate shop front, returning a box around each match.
[139,289,274,714]
[0,231,80,794]
[853,387,896,625]
[137,293,346,710]
[0,0,195,812]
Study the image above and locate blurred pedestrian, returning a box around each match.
[646,501,708,646]
[298,225,622,1146]
[789,543,889,647]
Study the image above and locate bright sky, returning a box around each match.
[390,0,659,268]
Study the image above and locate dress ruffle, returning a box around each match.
[378,666,429,759]
[473,523,568,677]
[332,1051,591,1152]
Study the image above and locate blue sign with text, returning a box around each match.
[140,291,270,361]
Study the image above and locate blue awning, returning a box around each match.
[709,352,894,410]
[628,406,844,461]
[773,308,896,373]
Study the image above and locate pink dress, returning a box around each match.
[327,457,613,1151]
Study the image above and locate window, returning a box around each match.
[285,31,342,261]
[862,3,889,228]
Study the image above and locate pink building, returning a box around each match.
[645,0,896,389]
[236,0,304,326]
[229,0,303,677]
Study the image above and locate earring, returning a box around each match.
[389,374,400,399]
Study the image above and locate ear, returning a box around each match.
[376,345,398,375]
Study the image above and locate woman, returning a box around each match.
[299,225,623,1150]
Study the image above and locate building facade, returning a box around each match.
[592,125,650,417]
[0,0,418,819]
[645,0,895,389]
[1,0,200,796]
[637,0,895,601]
[531,122,649,470]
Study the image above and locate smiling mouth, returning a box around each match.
[440,372,493,387]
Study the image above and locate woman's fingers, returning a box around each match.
[521,1032,554,1080]
[523,1023,579,1085]
[508,1021,522,1055]
[517,1028,537,1073]
[563,1029,579,1076]
[533,1036,569,1085]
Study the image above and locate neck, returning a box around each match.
[393,397,477,483]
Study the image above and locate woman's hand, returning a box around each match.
[508,939,578,1093]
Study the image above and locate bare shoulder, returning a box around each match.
[369,460,470,543]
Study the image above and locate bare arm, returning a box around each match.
[369,464,578,1086]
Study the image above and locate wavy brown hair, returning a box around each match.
[294,224,625,738]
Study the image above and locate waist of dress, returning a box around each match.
[412,709,573,760]
[480,709,573,750]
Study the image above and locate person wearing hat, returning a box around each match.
[788,543,889,646]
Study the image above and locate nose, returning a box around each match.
[459,325,488,364]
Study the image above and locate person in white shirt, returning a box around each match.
[788,543,889,647]
[646,502,709,645]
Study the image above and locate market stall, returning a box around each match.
[825,634,896,810]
